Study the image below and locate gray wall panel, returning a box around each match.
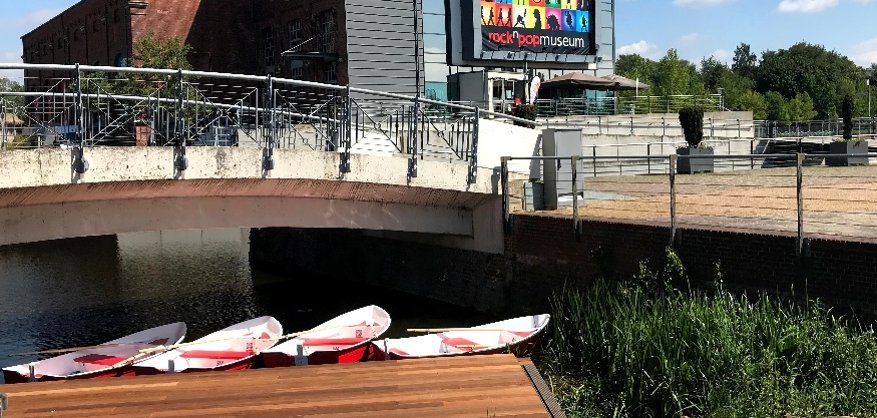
[345,0,424,100]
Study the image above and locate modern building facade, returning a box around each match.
[22,0,424,97]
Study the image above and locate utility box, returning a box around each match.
[542,128,584,210]
[523,181,544,211]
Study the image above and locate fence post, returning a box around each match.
[571,155,580,238]
[263,75,275,171]
[467,107,480,185]
[796,152,804,257]
[340,84,352,173]
[592,146,597,177]
[173,69,187,173]
[501,156,510,234]
[408,97,419,179]
[647,143,652,174]
[72,63,88,174]
[669,154,677,245]
[1,99,6,151]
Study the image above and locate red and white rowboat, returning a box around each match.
[262,305,391,367]
[373,314,550,360]
[132,316,282,375]
[2,322,187,384]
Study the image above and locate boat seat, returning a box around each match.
[301,337,367,347]
[73,354,131,366]
[179,350,252,360]
[439,337,482,351]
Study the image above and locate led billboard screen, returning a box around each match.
[446,0,600,68]
[478,0,594,56]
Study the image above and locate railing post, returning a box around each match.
[796,152,804,257]
[408,97,419,179]
[1,99,6,151]
[72,63,88,174]
[339,84,352,173]
[592,146,597,177]
[571,155,581,238]
[467,107,480,185]
[647,143,652,174]
[173,69,188,173]
[501,156,510,233]
[669,154,677,245]
[263,75,275,171]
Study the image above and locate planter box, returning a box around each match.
[828,141,869,166]
[677,147,714,174]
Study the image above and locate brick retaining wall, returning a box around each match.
[250,214,877,317]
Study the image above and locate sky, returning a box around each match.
[0,0,875,82]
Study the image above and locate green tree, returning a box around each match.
[731,43,758,80]
[615,54,657,87]
[783,92,817,121]
[653,49,703,96]
[132,33,193,70]
[755,42,865,119]
[764,91,786,121]
[0,77,24,111]
[699,56,730,91]
[735,90,768,120]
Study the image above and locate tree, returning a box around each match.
[783,92,817,121]
[755,42,864,119]
[735,90,768,120]
[731,43,757,80]
[700,56,730,91]
[653,49,703,96]
[616,54,657,87]
[764,91,786,121]
[132,33,193,70]
[0,77,24,111]
[842,94,854,140]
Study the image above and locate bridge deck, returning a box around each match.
[0,354,552,417]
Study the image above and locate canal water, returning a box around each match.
[0,229,497,384]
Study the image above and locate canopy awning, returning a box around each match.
[541,73,650,92]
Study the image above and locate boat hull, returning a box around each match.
[131,356,258,376]
[377,339,540,361]
[261,342,376,368]
[3,365,136,384]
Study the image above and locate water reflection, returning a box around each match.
[0,229,495,383]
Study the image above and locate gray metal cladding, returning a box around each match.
[345,0,424,98]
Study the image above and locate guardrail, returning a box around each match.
[0,63,536,184]
[501,152,877,250]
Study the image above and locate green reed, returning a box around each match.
[537,251,877,418]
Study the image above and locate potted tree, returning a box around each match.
[828,94,868,166]
[676,107,714,174]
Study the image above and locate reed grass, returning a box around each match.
[537,249,877,418]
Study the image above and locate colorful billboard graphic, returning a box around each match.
[479,0,594,56]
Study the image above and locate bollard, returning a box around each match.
[295,345,308,366]
[28,363,36,383]
[167,359,175,374]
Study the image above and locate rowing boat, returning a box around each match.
[261,305,391,367]
[131,316,282,375]
[373,314,550,360]
[2,322,187,384]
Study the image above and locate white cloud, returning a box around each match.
[673,0,732,7]
[679,33,700,45]
[0,8,63,32]
[618,40,659,58]
[777,0,839,13]
[851,37,877,67]
[709,49,734,64]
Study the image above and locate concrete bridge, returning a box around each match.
[0,147,505,252]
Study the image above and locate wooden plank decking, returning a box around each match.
[0,354,553,417]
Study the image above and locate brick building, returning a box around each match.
[22,0,423,96]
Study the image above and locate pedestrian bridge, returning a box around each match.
[0,147,504,252]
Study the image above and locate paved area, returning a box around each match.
[526,165,877,241]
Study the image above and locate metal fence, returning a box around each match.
[756,118,877,138]
[501,153,877,249]
[0,63,534,184]
[535,94,726,117]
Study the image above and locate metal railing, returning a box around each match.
[0,63,535,184]
[756,118,877,138]
[501,152,877,249]
[534,94,725,117]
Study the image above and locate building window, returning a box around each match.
[319,10,335,54]
[289,63,303,79]
[262,28,275,68]
[324,62,337,83]
[288,19,302,47]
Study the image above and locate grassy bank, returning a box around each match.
[536,250,877,418]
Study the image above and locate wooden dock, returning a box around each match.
[0,354,560,417]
